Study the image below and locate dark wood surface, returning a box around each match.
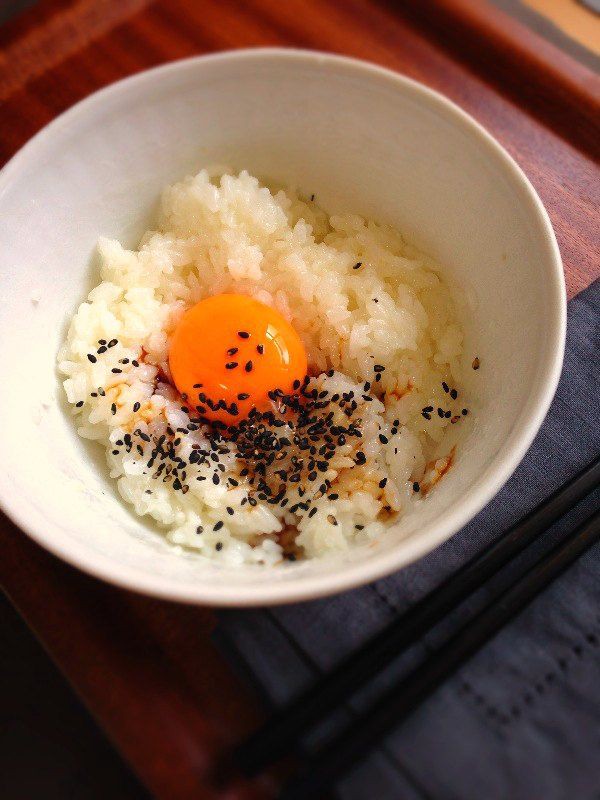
[0,592,150,799]
[0,1,598,798]
[399,0,600,158]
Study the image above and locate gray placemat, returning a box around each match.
[216,280,600,800]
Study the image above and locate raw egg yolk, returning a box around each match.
[168,294,308,424]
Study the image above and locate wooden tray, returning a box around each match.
[1,1,598,798]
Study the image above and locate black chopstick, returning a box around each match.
[280,506,600,800]
[235,456,600,775]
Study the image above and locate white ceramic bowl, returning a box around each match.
[0,49,565,606]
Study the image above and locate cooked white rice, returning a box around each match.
[58,169,464,565]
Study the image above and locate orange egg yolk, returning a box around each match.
[168,294,308,424]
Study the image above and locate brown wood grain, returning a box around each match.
[0,1,598,798]
[397,0,600,159]
[0,517,277,800]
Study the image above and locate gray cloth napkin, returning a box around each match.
[215,280,600,800]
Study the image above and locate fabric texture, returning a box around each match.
[216,280,600,800]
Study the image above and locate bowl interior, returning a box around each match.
[0,50,564,605]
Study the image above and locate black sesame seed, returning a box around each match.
[437,408,445,418]
[111,403,117,415]
[132,360,140,367]
[245,361,253,372]
[355,524,364,530]
[353,262,362,269]
[256,344,264,355]
[196,525,203,534]
[308,507,317,518]
[442,381,449,393]
[413,482,420,492]
[462,408,469,416]
[450,389,458,400]
[111,368,122,374]
[225,362,238,370]
[215,542,223,551]
[212,473,219,485]
[227,347,239,356]
[87,354,97,363]
[379,478,387,489]
[214,521,224,531]
[75,400,84,408]
[237,393,250,400]
[378,434,389,444]
[133,402,141,412]
[97,346,107,354]
[226,506,234,516]
[238,331,250,339]
[107,339,118,348]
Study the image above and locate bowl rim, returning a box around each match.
[0,47,566,607]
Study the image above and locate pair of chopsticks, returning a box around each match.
[233,456,600,798]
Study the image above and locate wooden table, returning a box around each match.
[1,1,598,798]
